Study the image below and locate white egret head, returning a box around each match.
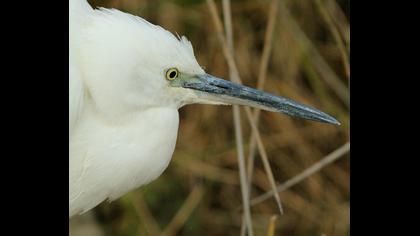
[79,8,339,124]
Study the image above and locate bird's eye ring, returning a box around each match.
[166,68,179,81]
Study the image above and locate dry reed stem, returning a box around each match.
[242,0,279,234]
[206,0,284,215]
[243,108,284,213]
[222,0,254,235]
[249,142,350,207]
[314,0,350,79]
[174,157,239,185]
[222,0,234,50]
[246,0,279,196]
[132,193,162,236]
[277,0,350,107]
[325,0,350,48]
[266,215,278,236]
[161,185,205,236]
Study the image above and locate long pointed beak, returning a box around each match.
[178,74,340,125]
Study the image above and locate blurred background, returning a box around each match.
[70,0,350,235]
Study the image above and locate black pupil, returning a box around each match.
[169,71,177,78]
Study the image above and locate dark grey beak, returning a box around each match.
[176,73,340,125]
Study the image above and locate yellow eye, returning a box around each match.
[166,68,179,81]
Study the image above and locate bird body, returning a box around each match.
[70,106,178,216]
[69,0,202,216]
[69,0,339,217]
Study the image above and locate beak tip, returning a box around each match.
[324,116,341,126]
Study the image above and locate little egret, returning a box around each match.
[69,0,339,217]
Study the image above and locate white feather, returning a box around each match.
[69,0,94,134]
[69,0,203,217]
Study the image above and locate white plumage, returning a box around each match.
[69,0,204,217]
[69,0,339,218]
